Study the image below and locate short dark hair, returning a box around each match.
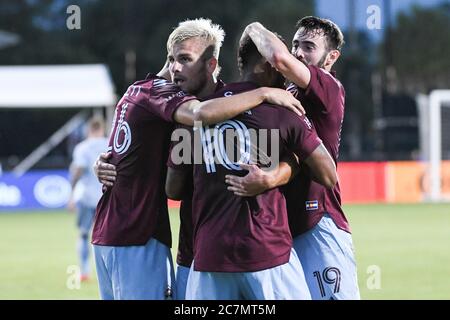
[238,36,259,75]
[296,16,345,51]
[238,32,287,74]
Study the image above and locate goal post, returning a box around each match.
[418,90,450,202]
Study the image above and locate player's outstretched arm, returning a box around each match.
[165,167,189,200]
[242,22,311,89]
[303,144,337,189]
[225,153,300,197]
[174,87,304,126]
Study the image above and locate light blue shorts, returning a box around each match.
[293,214,360,300]
[93,238,175,300]
[76,203,95,235]
[186,249,311,300]
[175,264,190,300]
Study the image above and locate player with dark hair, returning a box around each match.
[165,33,337,300]
[225,17,360,299]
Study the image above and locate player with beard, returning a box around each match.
[91,18,304,300]
[165,33,337,300]
[225,17,360,299]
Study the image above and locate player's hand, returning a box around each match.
[263,87,305,117]
[225,163,272,197]
[93,152,116,187]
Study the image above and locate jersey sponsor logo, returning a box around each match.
[200,119,251,173]
[305,200,319,211]
[33,175,71,208]
[113,102,132,155]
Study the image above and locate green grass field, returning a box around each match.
[0,203,449,299]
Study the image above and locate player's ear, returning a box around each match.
[325,49,340,69]
[207,57,218,75]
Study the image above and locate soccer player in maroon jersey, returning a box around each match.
[165,34,337,300]
[225,17,360,299]
[92,18,303,300]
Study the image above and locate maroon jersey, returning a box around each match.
[167,128,194,268]
[170,82,322,272]
[177,179,194,267]
[92,74,196,247]
[285,64,349,235]
[170,81,225,267]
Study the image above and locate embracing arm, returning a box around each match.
[268,153,301,187]
[225,153,300,197]
[243,22,311,89]
[225,144,336,197]
[174,87,304,126]
[303,144,337,189]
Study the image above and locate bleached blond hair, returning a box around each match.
[167,18,225,78]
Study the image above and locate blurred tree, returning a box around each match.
[0,0,313,92]
[384,2,450,94]
[0,0,97,64]
[335,31,377,161]
[227,0,314,80]
[79,0,314,91]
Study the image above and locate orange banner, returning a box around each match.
[386,161,450,202]
[442,161,450,198]
[385,162,426,202]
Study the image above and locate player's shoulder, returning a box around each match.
[308,65,343,91]
[127,74,178,94]
[216,81,258,97]
[122,74,192,110]
[145,74,192,102]
[278,107,314,130]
